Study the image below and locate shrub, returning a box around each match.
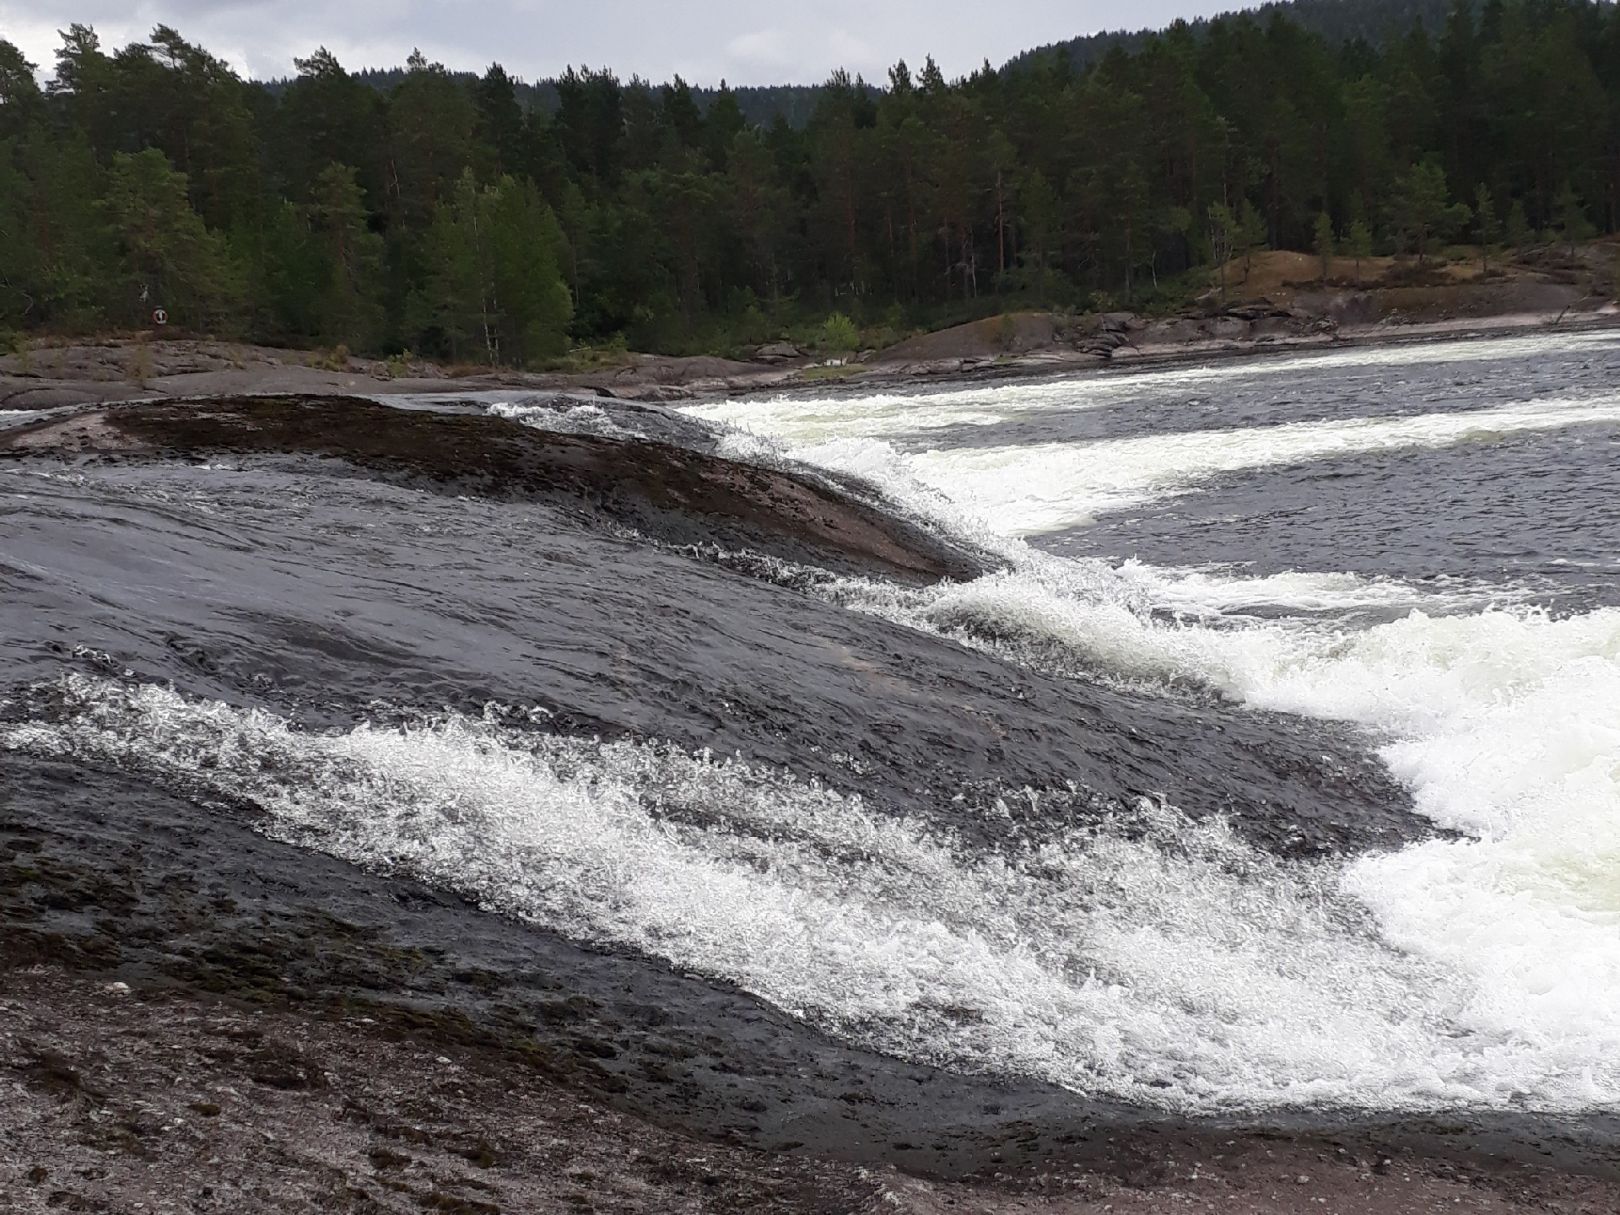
[127,343,154,385]
[1,331,28,373]
[312,344,351,372]
[819,311,859,352]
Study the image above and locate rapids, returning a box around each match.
[4,327,1620,1137]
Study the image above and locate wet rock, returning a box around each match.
[0,395,985,584]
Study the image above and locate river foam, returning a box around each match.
[9,672,1618,1115]
[705,393,1620,537]
[677,338,1620,1116]
[690,331,1620,442]
[9,337,1614,1120]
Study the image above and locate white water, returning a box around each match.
[10,333,1618,1117]
[926,396,1620,532]
[699,391,1620,535]
[690,330,1620,441]
[682,334,1620,1113]
[488,398,631,438]
[0,674,1594,1113]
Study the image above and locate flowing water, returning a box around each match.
[5,328,1620,1130]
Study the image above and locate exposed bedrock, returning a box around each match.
[2,397,1418,858]
[0,394,984,584]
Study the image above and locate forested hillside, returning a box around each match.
[1005,0,1467,72]
[1,0,1616,364]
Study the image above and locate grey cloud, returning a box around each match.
[6,0,1238,85]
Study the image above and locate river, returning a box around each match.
[3,328,1619,1201]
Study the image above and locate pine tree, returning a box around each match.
[0,40,43,140]
[1020,170,1061,303]
[1504,198,1531,249]
[411,170,571,366]
[3,5,1619,354]
[308,162,384,349]
[1347,218,1374,285]
[1388,161,1469,265]
[1237,200,1268,283]
[99,148,241,330]
[1208,202,1237,300]
[1313,212,1336,281]
[1473,183,1501,273]
[1553,183,1594,259]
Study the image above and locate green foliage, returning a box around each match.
[1347,218,1375,284]
[1,329,28,372]
[1474,184,1502,272]
[1387,161,1471,264]
[1313,212,1336,280]
[312,343,350,371]
[1505,199,1532,249]
[1207,202,1237,299]
[99,148,242,329]
[1554,183,1596,257]
[1236,201,1268,278]
[818,311,860,353]
[410,170,572,366]
[0,1,1617,357]
[308,162,385,350]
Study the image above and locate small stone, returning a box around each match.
[1296,1175,1311,1184]
[435,1056,452,1065]
[106,981,131,995]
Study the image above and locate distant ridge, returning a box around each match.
[1004,0,1467,73]
[262,0,1467,128]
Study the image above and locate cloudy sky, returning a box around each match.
[3,1,1240,85]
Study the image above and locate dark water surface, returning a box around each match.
[1051,421,1620,612]
[5,333,1620,1181]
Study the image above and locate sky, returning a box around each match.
[1,0,1241,86]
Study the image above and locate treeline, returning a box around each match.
[1007,0,1467,74]
[335,70,833,132]
[1,1,1617,364]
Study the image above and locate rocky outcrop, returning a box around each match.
[1,396,985,583]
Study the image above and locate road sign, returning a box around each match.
[152,307,168,326]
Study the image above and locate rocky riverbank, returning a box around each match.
[3,246,1616,411]
[5,747,1617,1214]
